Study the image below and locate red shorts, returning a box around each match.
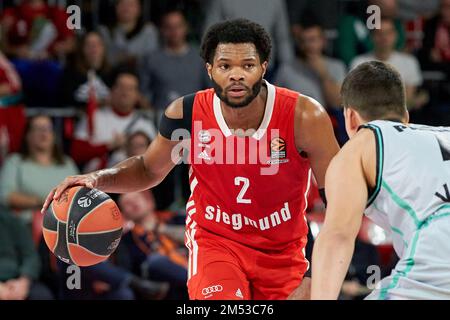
[185,226,309,300]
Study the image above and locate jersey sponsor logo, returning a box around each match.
[202,285,223,296]
[204,202,292,231]
[77,197,92,208]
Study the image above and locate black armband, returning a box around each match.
[158,93,195,140]
[319,188,327,207]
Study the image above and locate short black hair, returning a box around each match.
[158,7,186,27]
[110,66,140,86]
[341,61,407,120]
[200,19,272,64]
[297,11,323,30]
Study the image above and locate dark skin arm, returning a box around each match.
[42,98,187,212]
[288,95,340,299]
[295,94,340,188]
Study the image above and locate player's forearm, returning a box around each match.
[93,155,161,194]
[311,229,355,300]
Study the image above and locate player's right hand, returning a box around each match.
[41,174,98,213]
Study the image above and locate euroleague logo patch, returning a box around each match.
[267,137,289,165]
[270,137,286,159]
[77,196,92,208]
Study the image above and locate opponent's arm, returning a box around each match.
[42,97,187,212]
[295,95,340,189]
[311,129,375,299]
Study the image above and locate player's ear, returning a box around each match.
[261,61,268,78]
[344,107,360,138]
[206,63,213,80]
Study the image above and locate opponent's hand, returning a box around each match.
[287,277,311,300]
[41,174,98,213]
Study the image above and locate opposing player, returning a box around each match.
[43,19,339,300]
[310,61,450,300]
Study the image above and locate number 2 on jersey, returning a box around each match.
[235,177,251,204]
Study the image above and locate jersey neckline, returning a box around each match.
[212,80,276,141]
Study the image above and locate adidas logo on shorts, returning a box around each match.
[235,288,243,299]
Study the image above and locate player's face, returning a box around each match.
[207,43,268,109]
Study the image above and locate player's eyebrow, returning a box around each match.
[216,57,257,62]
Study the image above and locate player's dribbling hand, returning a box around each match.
[287,277,311,300]
[41,174,98,213]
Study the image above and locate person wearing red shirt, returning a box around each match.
[1,0,75,60]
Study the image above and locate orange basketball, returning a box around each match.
[42,186,123,267]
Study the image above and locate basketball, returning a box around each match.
[42,186,123,267]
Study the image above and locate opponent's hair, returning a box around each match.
[341,61,407,120]
[200,19,272,64]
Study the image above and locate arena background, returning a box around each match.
[0,0,449,301]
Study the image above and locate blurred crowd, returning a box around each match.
[0,0,449,300]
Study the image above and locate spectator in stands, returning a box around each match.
[350,18,428,110]
[118,131,175,213]
[337,0,406,66]
[70,70,157,172]
[275,17,346,109]
[98,0,159,69]
[116,190,188,300]
[57,258,168,300]
[285,0,340,29]
[147,0,208,44]
[59,32,112,109]
[0,50,26,163]
[0,210,53,300]
[0,0,75,60]
[203,0,294,75]
[397,0,440,21]
[0,115,78,225]
[140,9,209,113]
[419,0,450,76]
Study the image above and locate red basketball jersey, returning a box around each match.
[186,82,311,251]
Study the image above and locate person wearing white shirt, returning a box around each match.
[350,18,428,110]
[71,71,156,172]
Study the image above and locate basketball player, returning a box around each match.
[309,61,450,300]
[42,19,340,300]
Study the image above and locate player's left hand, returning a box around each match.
[287,277,311,300]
